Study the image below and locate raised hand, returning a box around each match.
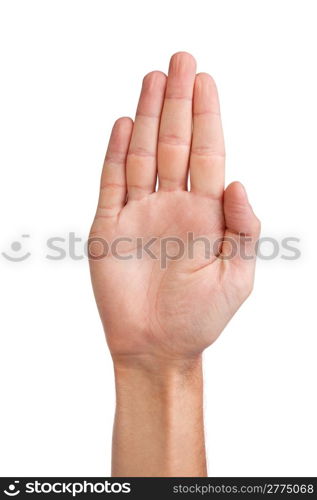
[89,52,260,363]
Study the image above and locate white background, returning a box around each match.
[0,0,316,476]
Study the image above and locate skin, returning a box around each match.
[89,52,260,476]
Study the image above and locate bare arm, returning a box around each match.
[112,356,205,477]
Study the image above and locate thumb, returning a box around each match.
[222,181,261,260]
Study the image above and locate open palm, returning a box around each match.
[89,53,260,361]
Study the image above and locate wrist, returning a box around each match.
[113,354,203,405]
[113,352,203,377]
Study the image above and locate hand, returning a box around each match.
[89,52,260,364]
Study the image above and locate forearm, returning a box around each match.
[111,355,207,477]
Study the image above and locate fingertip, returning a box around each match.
[224,182,260,236]
[142,71,167,91]
[171,51,196,62]
[113,116,134,131]
[195,72,217,88]
[193,73,221,117]
[107,117,133,159]
[226,181,248,201]
[111,117,134,146]
[169,51,197,75]
[227,183,259,222]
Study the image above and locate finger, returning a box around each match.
[95,117,133,221]
[158,52,196,191]
[222,182,261,263]
[126,71,167,200]
[190,73,225,199]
